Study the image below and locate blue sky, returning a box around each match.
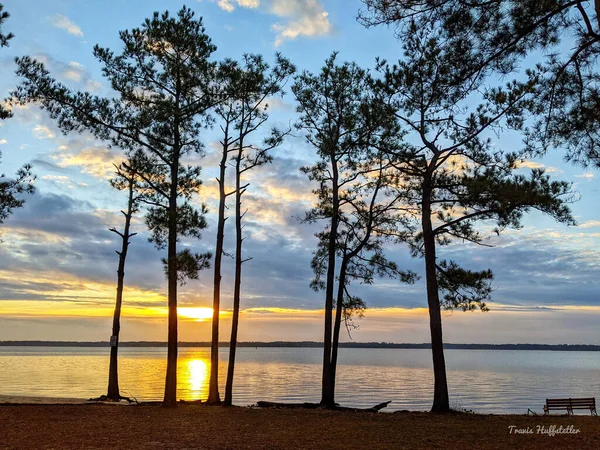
[0,0,598,344]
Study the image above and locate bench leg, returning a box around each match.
[567,407,573,416]
[592,407,597,416]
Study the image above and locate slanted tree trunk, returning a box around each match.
[224,140,245,407]
[107,174,137,401]
[329,257,348,404]
[207,130,230,406]
[163,145,180,408]
[422,181,450,413]
[321,155,339,407]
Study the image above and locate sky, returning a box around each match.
[0,0,598,344]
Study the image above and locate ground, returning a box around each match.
[0,403,599,449]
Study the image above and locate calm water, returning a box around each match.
[0,347,598,414]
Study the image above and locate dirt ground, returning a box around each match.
[0,404,598,449]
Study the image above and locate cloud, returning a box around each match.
[63,61,85,82]
[516,160,563,174]
[580,220,600,229]
[32,55,102,92]
[575,172,595,180]
[53,146,124,179]
[269,0,332,46]
[214,0,260,12]
[33,125,55,140]
[0,139,6,145]
[51,14,83,37]
[209,0,332,46]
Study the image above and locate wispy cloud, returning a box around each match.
[270,0,332,46]
[54,146,123,180]
[215,0,259,12]
[51,14,83,37]
[580,220,600,229]
[516,160,563,174]
[209,0,332,46]
[576,172,595,180]
[33,125,55,140]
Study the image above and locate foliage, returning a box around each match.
[0,160,35,229]
[162,248,211,286]
[0,4,35,233]
[293,53,416,404]
[12,6,221,406]
[13,6,218,275]
[359,0,600,169]
[296,53,414,295]
[0,3,13,48]
[377,24,575,312]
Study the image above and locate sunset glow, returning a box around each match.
[178,307,215,322]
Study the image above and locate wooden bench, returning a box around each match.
[544,397,597,415]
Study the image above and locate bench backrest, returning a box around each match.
[546,398,595,409]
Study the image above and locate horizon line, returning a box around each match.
[1,340,599,350]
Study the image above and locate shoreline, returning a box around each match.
[1,402,598,449]
[2,341,600,351]
[0,394,597,416]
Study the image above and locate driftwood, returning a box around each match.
[89,394,138,404]
[256,400,391,413]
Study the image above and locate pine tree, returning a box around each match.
[377,24,575,412]
[293,54,415,406]
[13,7,218,406]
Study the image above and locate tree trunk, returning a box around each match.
[224,147,244,406]
[106,176,135,401]
[207,137,229,406]
[163,152,180,408]
[321,156,339,406]
[329,257,348,406]
[422,184,450,413]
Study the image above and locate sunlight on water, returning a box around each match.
[183,358,209,399]
[0,347,599,414]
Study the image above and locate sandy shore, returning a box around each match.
[0,402,599,449]
[0,394,91,404]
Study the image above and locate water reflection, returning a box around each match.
[0,347,598,413]
[181,358,208,399]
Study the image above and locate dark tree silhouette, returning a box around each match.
[204,60,239,406]
[218,54,295,407]
[0,3,14,121]
[376,24,576,412]
[293,54,414,407]
[359,0,600,169]
[105,158,141,402]
[0,159,35,236]
[12,7,218,407]
[0,4,34,237]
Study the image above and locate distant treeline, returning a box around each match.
[1,341,599,351]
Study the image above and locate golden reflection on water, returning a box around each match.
[179,357,209,400]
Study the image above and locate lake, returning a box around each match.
[0,347,598,414]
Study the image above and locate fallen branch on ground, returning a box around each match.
[88,395,138,404]
[256,400,391,412]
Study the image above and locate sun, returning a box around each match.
[178,307,214,321]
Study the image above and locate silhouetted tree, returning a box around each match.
[359,0,600,169]
[13,7,218,406]
[204,61,239,405]
[0,4,34,237]
[0,159,35,236]
[376,24,576,412]
[220,54,295,407]
[0,3,14,120]
[106,157,141,401]
[293,54,414,407]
